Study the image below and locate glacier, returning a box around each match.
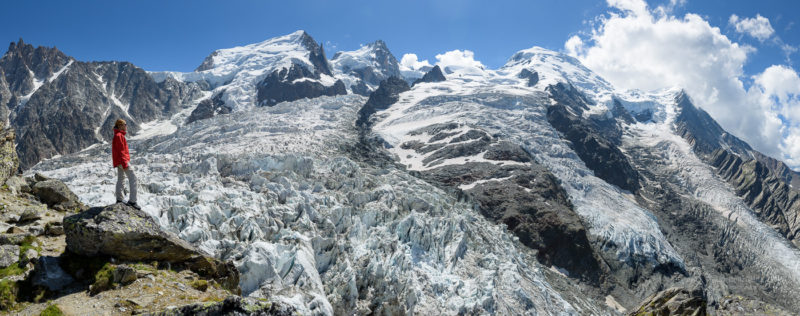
[25,31,800,314]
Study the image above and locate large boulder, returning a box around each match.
[31,178,85,212]
[63,204,240,293]
[0,244,19,268]
[629,287,707,316]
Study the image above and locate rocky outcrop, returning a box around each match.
[629,287,707,316]
[518,68,539,87]
[256,64,346,107]
[0,121,18,184]
[1,39,203,169]
[547,100,640,192]
[187,90,231,124]
[399,122,610,285]
[710,149,800,246]
[411,65,446,86]
[63,204,240,293]
[673,91,752,160]
[356,76,409,129]
[144,296,295,316]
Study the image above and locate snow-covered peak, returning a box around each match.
[195,30,320,73]
[150,30,337,112]
[330,40,400,95]
[503,46,614,97]
[331,40,393,72]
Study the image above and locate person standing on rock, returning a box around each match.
[112,119,140,210]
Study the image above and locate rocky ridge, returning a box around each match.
[0,39,204,169]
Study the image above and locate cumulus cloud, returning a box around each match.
[434,49,485,74]
[730,14,775,42]
[399,53,432,71]
[566,0,800,169]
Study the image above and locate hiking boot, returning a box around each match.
[116,200,124,204]
[126,201,141,210]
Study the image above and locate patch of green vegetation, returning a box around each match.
[245,301,272,312]
[39,303,64,316]
[190,279,208,292]
[90,263,115,295]
[18,235,42,262]
[0,263,25,278]
[132,262,156,273]
[0,279,18,310]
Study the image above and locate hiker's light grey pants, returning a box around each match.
[115,164,137,203]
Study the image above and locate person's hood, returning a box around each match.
[114,128,126,136]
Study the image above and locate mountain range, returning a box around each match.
[2,30,800,314]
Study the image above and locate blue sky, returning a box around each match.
[2,0,800,168]
[0,1,795,72]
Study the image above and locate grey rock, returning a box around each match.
[20,248,38,266]
[187,90,231,124]
[64,203,240,293]
[256,64,346,107]
[412,65,446,86]
[31,256,75,291]
[628,287,707,316]
[710,149,800,246]
[45,221,64,236]
[143,296,296,316]
[356,76,410,129]
[0,233,30,245]
[16,208,41,222]
[547,88,640,192]
[518,69,539,87]
[0,244,19,268]
[31,179,84,211]
[112,264,138,285]
[27,225,45,236]
[4,176,29,195]
[0,123,18,184]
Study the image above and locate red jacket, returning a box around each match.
[112,128,130,169]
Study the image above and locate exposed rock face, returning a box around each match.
[518,68,539,87]
[63,203,239,293]
[0,121,18,184]
[674,92,752,160]
[356,76,409,129]
[187,90,231,124]
[250,32,348,107]
[144,296,295,316]
[256,64,346,107]
[0,39,203,169]
[629,287,707,316]
[546,90,640,192]
[398,122,609,285]
[711,149,800,246]
[411,65,446,86]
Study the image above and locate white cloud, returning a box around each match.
[566,0,800,169]
[434,49,485,75]
[399,53,432,71]
[729,14,775,42]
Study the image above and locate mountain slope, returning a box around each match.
[22,33,800,314]
[0,39,204,169]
